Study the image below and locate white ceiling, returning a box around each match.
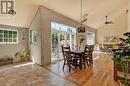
[0,0,128,29]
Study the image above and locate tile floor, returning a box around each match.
[0,63,77,86]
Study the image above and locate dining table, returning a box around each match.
[71,50,84,69]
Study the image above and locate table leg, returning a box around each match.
[79,54,82,69]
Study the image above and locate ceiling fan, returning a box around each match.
[105,16,113,24]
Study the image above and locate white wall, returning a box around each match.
[29,9,42,65]
[0,25,28,61]
[97,14,128,44]
[0,0,38,28]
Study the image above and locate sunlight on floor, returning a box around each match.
[93,56,100,60]
[13,62,34,68]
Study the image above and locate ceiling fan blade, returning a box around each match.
[105,21,113,24]
[109,21,114,24]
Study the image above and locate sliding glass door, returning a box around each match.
[51,30,59,62]
[51,22,76,63]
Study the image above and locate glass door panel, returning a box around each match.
[71,34,76,50]
[59,32,65,61]
[66,34,70,46]
[51,31,59,62]
[51,22,76,63]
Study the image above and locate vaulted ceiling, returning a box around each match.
[0,0,128,29]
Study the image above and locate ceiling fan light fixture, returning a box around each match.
[105,16,113,24]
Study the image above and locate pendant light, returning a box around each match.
[78,0,85,33]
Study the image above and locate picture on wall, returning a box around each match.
[111,36,119,43]
[104,36,111,43]
[104,36,119,44]
[30,30,38,43]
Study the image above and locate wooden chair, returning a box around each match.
[83,45,94,66]
[61,45,74,72]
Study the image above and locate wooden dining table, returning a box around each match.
[71,50,84,69]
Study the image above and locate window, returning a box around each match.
[87,32,95,45]
[31,30,38,43]
[51,22,76,33]
[0,29,18,44]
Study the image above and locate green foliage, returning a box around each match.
[113,32,130,86]
[22,48,30,61]
[15,48,30,62]
[15,52,23,58]
[80,38,85,44]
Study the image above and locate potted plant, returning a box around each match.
[113,32,130,86]
[22,48,30,61]
[15,48,30,62]
[15,51,23,62]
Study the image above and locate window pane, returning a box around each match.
[13,31,17,34]
[0,39,3,42]
[9,31,12,34]
[0,29,18,44]
[0,30,2,33]
[87,32,95,45]
[4,30,7,34]
[9,34,12,39]
[13,34,16,39]
[0,33,3,39]
[4,34,7,38]
[4,39,8,42]
[13,31,17,39]
[9,39,12,42]
[13,38,16,42]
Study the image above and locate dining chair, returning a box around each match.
[83,45,94,66]
[89,45,94,64]
[61,45,74,72]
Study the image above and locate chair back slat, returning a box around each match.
[61,45,74,72]
[61,46,72,60]
[84,45,94,52]
[84,45,94,57]
[83,45,94,65]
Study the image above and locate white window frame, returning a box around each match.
[0,28,19,44]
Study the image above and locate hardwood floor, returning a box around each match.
[44,54,124,86]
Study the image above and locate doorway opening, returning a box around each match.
[51,22,76,63]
